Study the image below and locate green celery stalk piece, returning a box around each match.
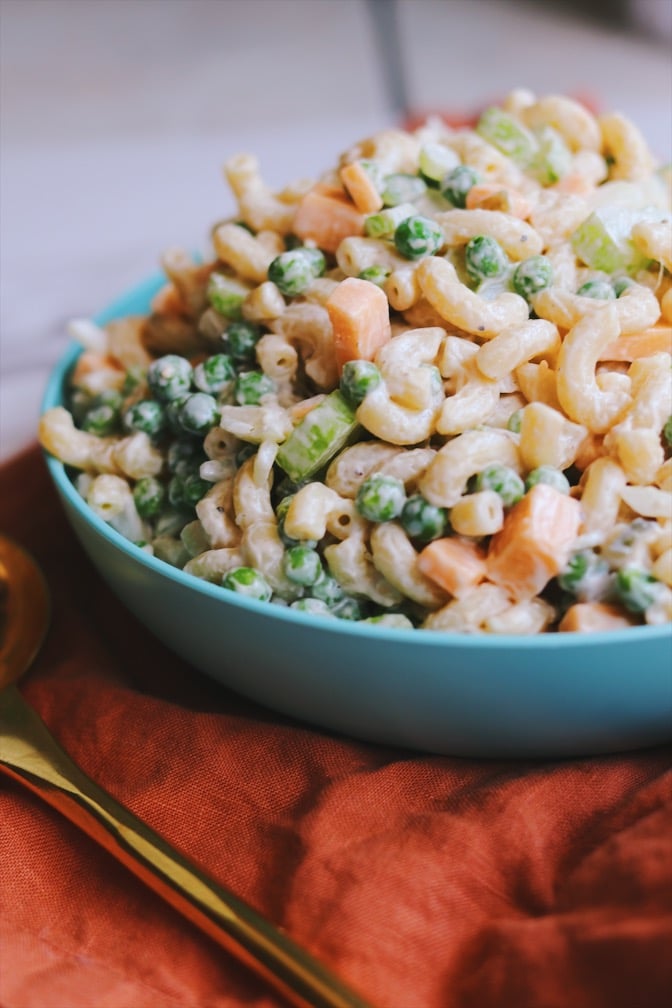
[530,126,572,185]
[476,107,538,167]
[276,391,359,482]
[571,206,660,274]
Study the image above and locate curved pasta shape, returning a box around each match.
[242,520,302,599]
[556,304,632,433]
[578,456,628,534]
[417,257,529,337]
[183,547,247,583]
[632,219,672,273]
[435,208,543,259]
[324,533,403,608]
[224,153,298,233]
[533,283,660,334]
[326,441,403,497]
[232,456,275,528]
[213,222,283,284]
[521,95,601,151]
[284,483,361,542]
[419,428,521,507]
[370,523,447,609]
[196,478,240,548]
[599,112,655,181]
[436,359,500,436]
[270,301,339,389]
[476,318,560,381]
[518,401,587,471]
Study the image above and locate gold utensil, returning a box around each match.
[0,535,373,1008]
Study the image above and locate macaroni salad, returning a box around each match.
[40,90,672,634]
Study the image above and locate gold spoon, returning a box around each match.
[0,535,373,1008]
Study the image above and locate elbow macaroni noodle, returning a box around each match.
[40,90,672,633]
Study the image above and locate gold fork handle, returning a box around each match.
[0,684,373,1008]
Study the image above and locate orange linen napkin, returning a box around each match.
[1,445,671,1008]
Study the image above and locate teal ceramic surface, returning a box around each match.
[42,278,672,758]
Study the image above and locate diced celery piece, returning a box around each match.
[571,206,660,274]
[364,202,416,238]
[276,391,359,482]
[418,142,460,183]
[530,126,571,185]
[476,107,538,167]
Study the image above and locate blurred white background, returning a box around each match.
[1,0,671,460]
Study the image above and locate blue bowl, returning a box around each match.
[42,277,672,758]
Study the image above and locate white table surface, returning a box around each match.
[2,0,671,463]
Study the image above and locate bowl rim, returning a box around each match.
[41,275,672,652]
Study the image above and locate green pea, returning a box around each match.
[465,235,509,281]
[123,399,166,437]
[193,353,236,394]
[301,246,326,277]
[234,370,276,405]
[268,247,323,296]
[222,566,273,602]
[167,437,206,476]
[364,203,415,238]
[178,392,220,435]
[356,473,406,522]
[393,214,443,260]
[473,464,525,506]
[207,273,248,319]
[122,365,146,396]
[133,476,166,519]
[331,596,363,620]
[663,415,672,448]
[558,549,611,600]
[614,567,661,614]
[358,265,391,286]
[339,360,382,404]
[289,597,333,617]
[147,354,193,402]
[283,545,323,586]
[577,278,616,300]
[168,472,209,510]
[525,466,571,494]
[440,165,480,207]
[224,321,261,361]
[81,403,120,437]
[381,172,427,206]
[310,570,345,605]
[400,494,448,542]
[511,255,553,300]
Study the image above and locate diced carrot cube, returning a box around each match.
[292,183,365,254]
[417,537,487,597]
[598,325,672,362]
[340,161,384,214]
[559,602,635,632]
[486,483,582,601]
[326,277,391,371]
